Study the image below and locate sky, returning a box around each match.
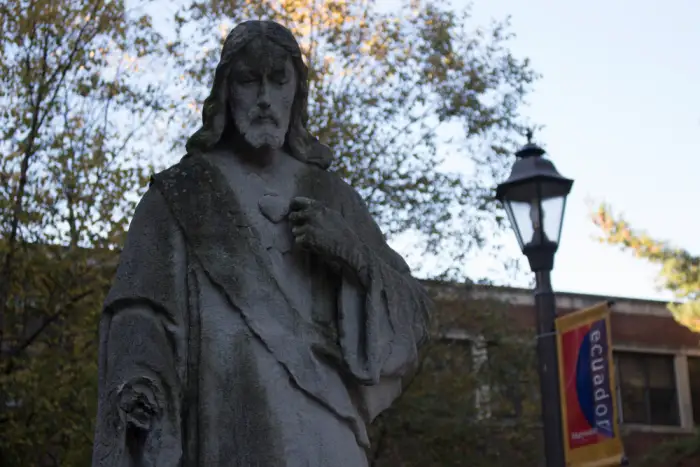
[144,0,699,302]
[437,0,700,301]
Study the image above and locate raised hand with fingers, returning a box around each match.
[288,196,363,269]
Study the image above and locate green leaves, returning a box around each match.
[167,0,538,279]
[0,1,168,464]
[0,0,538,463]
[369,292,542,466]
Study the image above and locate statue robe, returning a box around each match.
[91,152,431,466]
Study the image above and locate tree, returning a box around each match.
[369,284,542,466]
[166,0,538,279]
[593,205,700,467]
[592,205,699,333]
[0,1,169,464]
[638,434,700,467]
[0,0,538,463]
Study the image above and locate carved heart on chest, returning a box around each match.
[258,193,290,223]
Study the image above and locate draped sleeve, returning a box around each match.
[336,186,432,422]
[92,187,190,466]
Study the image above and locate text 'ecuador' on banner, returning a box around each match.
[556,301,626,467]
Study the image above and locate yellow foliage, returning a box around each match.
[592,204,700,333]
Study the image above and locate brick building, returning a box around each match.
[428,282,700,465]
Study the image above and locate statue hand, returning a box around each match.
[288,197,362,268]
[117,380,160,432]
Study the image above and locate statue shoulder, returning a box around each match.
[297,164,362,210]
[132,183,175,225]
[329,174,369,213]
[150,157,198,190]
[149,155,224,205]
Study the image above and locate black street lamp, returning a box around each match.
[496,131,573,467]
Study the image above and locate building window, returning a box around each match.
[614,352,679,426]
[687,356,700,426]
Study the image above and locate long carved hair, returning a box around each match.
[184,20,332,169]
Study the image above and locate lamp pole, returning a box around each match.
[495,131,573,467]
[533,269,566,467]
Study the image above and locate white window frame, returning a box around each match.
[439,330,536,421]
[436,330,491,418]
[434,333,699,433]
[613,345,695,434]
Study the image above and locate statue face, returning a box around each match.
[229,38,297,150]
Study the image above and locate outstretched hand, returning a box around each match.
[288,197,360,266]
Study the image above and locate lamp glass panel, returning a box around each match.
[541,195,566,245]
[500,176,571,249]
[505,199,537,249]
[503,200,523,249]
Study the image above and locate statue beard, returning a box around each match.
[232,106,287,150]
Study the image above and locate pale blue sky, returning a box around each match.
[146,0,698,301]
[446,0,699,301]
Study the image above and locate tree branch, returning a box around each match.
[5,289,93,359]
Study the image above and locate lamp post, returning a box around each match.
[496,131,573,467]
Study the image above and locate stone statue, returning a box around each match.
[92,20,431,466]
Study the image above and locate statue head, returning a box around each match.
[185,20,332,169]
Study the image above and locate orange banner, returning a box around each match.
[556,302,625,467]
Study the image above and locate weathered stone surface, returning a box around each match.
[92,20,431,466]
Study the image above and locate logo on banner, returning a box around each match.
[574,319,615,441]
[557,303,625,465]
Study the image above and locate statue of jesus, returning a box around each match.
[92,20,431,467]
